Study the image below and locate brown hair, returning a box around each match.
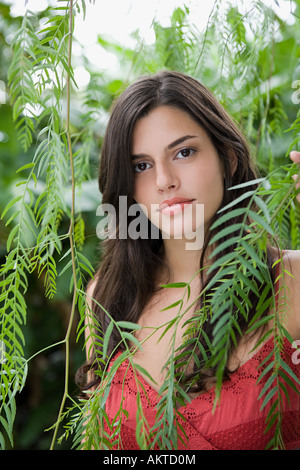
[76,70,275,392]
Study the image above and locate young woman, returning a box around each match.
[77,70,300,450]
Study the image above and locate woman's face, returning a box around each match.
[131,105,225,247]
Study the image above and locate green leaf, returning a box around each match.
[249,210,275,236]
[102,321,113,359]
[209,223,244,245]
[258,373,276,400]
[228,178,266,190]
[218,190,256,213]
[279,359,300,389]
[6,224,19,252]
[257,358,276,384]
[260,386,277,411]
[116,321,142,331]
[161,282,187,288]
[1,196,23,220]
[16,162,35,173]
[122,331,142,350]
[134,363,157,386]
[160,300,183,311]
[210,236,241,257]
[211,208,248,229]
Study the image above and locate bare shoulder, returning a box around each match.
[281,250,300,340]
[281,249,300,289]
[282,249,300,272]
[84,276,98,360]
[85,277,97,305]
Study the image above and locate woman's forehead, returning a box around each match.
[131,106,211,157]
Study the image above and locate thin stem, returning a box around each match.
[50,0,76,449]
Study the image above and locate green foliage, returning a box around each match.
[0,0,299,450]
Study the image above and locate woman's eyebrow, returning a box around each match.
[166,134,198,150]
[131,134,198,161]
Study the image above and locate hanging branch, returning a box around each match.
[49,0,78,449]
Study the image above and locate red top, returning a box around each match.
[101,335,300,450]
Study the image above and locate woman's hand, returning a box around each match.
[290,150,300,203]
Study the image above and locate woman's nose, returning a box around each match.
[155,162,179,192]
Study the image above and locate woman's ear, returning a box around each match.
[227,148,238,176]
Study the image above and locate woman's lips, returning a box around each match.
[158,198,195,215]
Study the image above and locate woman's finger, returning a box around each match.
[290,150,300,164]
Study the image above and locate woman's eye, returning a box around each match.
[133,162,150,173]
[177,148,194,159]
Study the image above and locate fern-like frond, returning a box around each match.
[7,11,39,151]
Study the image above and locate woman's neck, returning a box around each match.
[162,237,203,284]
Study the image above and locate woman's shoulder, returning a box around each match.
[282,248,300,266]
[281,249,300,284]
[85,268,102,303]
[86,276,98,301]
[280,249,300,340]
[84,275,99,361]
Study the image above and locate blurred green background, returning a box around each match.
[0,0,299,449]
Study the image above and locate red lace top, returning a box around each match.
[100,336,300,450]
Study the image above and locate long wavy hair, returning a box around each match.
[76,70,276,392]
